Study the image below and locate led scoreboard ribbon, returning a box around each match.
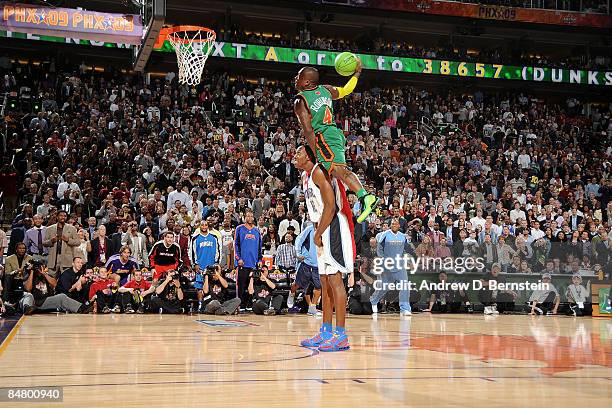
[1,29,610,86]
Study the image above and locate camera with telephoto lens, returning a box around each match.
[23,259,46,278]
[206,265,218,277]
[252,269,263,279]
[169,270,180,280]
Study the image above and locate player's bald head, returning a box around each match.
[301,67,319,81]
[295,66,319,91]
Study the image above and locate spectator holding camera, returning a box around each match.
[200,265,241,315]
[148,270,184,314]
[149,231,182,282]
[248,266,283,316]
[118,269,155,314]
[234,210,262,308]
[43,209,79,277]
[20,260,91,315]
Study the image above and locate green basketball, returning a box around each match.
[334,52,357,76]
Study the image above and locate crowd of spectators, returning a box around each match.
[0,54,610,317]
[458,0,609,14]
[217,27,612,71]
[329,0,609,13]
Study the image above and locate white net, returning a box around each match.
[167,27,215,86]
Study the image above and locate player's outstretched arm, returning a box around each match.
[324,57,362,100]
[294,97,317,155]
[312,167,336,247]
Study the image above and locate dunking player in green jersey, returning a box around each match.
[294,58,378,223]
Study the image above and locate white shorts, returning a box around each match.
[315,210,354,276]
[316,245,340,276]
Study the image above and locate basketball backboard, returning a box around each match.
[132,0,166,72]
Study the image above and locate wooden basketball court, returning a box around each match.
[0,314,610,407]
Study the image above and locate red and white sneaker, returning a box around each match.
[318,334,350,352]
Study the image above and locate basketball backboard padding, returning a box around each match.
[133,0,165,72]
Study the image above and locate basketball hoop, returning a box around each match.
[165,25,215,86]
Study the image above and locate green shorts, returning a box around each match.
[315,128,346,171]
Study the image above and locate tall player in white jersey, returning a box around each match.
[294,145,352,352]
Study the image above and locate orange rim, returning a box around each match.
[165,25,216,44]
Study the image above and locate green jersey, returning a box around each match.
[299,85,336,133]
[298,85,346,170]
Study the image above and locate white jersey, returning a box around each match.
[301,164,354,275]
[302,164,325,223]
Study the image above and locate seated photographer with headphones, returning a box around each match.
[200,265,241,315]
[20,259,92,315]
[117,268,156,314]
[147,269,184,314]
[248,266,284,316]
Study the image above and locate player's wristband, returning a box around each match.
[336,76,358,98]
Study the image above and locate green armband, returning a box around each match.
[336,75,358,98]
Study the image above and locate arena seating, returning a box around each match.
[0,57,610,316]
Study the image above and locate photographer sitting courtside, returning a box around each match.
[347,257,375,315]
[148,270,184,314]
[479,263,518,315]
[248,266,284,316]
[423,271,473,313]
[20,260,92,315]
[201,265,241,315]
